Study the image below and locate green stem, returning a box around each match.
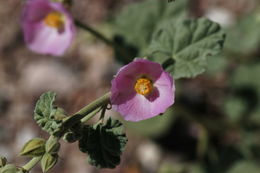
[80,107,102,123]
[75,20,133,63]
[63,92,111,129]
[21,93,111,172]
[22,156,42,171]
[75,20,114,46]
[76,92,111,117]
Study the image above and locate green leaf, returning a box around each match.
[148,18,226,79]
[78,118,127,168]
[113,0,188,63]
[224,97,247,122]
[232,64,260,90]
[206,53,228,76]
[19,138,45,157]
[227,161,260,173]
[226,11,260,54]
[34,92,66,136]
[230,63,260,125]
[41,153,58,173]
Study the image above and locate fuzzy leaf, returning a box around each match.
[113,0,188,63]
[148,18,225,79]
[78,118,127,168]
[230,64,260,125]
[34,92,66,136]
[226,11,260,54]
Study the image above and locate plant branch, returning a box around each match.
[75,20,133,63]
[80,106,102,123]
[75,20,114,46]
[62,92,111,131]
[22,156,42,172]
[21,92,111,172]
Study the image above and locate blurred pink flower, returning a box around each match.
[22,0,75,56]
[111,59,175,122]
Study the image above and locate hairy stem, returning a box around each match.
[75,20,133,63]
[75,20,114,46]
[21,93,111,172]
[80,106,102,123]
[76,92,111,116]
[22,156,42,171]
[62,92,111,131]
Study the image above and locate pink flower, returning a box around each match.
[111,59,175,122]
[22,0,75,56]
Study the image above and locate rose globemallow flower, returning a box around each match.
[111,59,175,122]
[22,0,75,56]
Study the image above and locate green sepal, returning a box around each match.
[78,118,128,168]
[41,153,58,173]
[0,164,17,173]
[34,92,66,136]
[45,139,60,154]
[20,138,46,157]
[148,17,225,79]
[0,156,7,167]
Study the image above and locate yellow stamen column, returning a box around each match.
[134,78,153,95]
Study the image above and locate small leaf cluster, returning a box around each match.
[31,92,128,170]
[34,92,66,136]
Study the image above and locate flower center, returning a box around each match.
[134,77,153,95]
[44,12,64,29]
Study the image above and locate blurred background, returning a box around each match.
[1,0,260,172]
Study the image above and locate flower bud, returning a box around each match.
[20,138,45,157]
[41,153,58,173]
[0,156,7,167]
[45,138,60,154]
[0,164,17,173]
[17,168,28,173]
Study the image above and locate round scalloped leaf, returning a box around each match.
[78,118,127,168]
[113,0,188,63]
[148,18,225,79]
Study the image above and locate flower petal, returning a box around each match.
[111,59,175,122]
[22,0,75,56]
